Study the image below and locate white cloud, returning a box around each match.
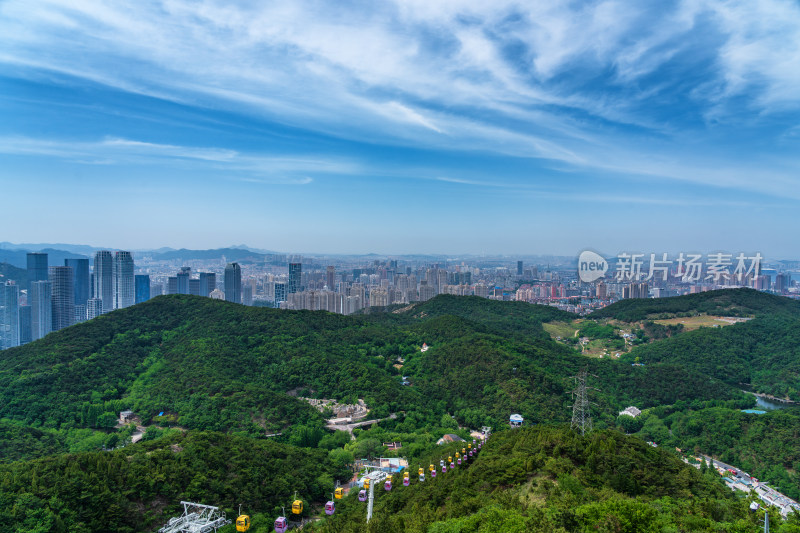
[0,0,799,196]
[0,136,358,182]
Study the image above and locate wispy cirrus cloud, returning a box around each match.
[0,136,356,183]
[1,0,800,198]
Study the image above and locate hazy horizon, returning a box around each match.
[2,1,799,258]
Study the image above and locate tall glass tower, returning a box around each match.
[288,262,302,294]
[93,251,114,313]
[135,274,151,304]
[30,280,52,341]
[2,281,20,349]
[114,251,135,309]
[65,258,90,307]
[199,272,216,297]
[224,263,242,304]
[49,266,75,331]
[26,252,48,292]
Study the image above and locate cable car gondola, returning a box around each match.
[274,514,288,533]
[403,471,410,486]
[419,467,425,482]
[236,505,250,532]
[430,464,436,478]
[236,515,250,531]
[325,499,335,516]
[384,476,392,491]
[334,487,344,500]
[442,463,447,474]
[364,478,370,490]
[292,499,303,515]
[358,489,367,502]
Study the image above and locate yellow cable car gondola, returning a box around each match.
[235,515,250,532]
[334,487,344,499]
[235,505,250,532]
[418,467,424,476]
[462,447,467,456]
[447,455,453,463]
[292,499,303,515]
[364,478,370,490]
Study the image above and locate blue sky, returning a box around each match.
[1,0,799,257]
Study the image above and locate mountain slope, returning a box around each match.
[590,287,800,321]
[311,426,760,533]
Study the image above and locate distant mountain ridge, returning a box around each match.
[0,248,89,268]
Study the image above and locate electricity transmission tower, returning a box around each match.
[570,367,598,435]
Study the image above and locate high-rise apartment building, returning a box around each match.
[19,306,31,345]
[775,273,791,294]
[199,272,216,297]
[30,280,52,341]
[189,278,200,296]
[135,274,151,304]
[114,251,134,309]
[50,266,75,331]
[517,261,523,276]
[26,253,48,292]
[242,284,253,306]
[65,258,90,307]
[274,282,287,304]
[87,298,103,320]
[326,266,335,291]
[2,281,20,349]
[93,251,114,313]
[288,263,302,294]
[224,263,242,304]
[177,267,191,295]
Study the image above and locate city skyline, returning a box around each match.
[1,2,800,257]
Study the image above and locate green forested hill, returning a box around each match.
[0,431,347,532]
[2,291,800,531]
[0,294,736,441]
[590,287,800,321]
[621,313,800,399]
[310,426,770,533]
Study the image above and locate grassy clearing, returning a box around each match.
[653,315,751,331]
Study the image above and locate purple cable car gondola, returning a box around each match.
[457,457,461,465]
[325,501,335,516]
[449,461,455,470]
[432,469,436,478]
[358,489,367,502]
[442,464,447,473]
[274,516,288,533]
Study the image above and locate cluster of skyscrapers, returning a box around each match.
[1,251,142,349]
